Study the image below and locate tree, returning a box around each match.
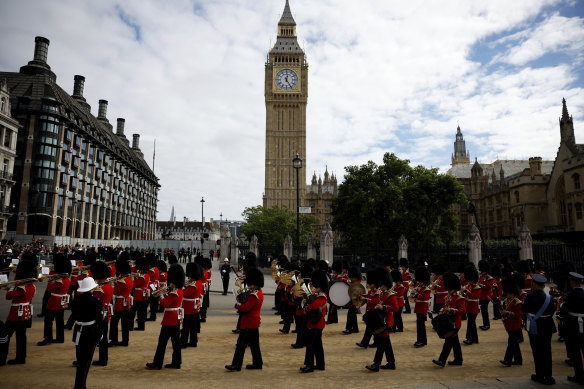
[332,152,467,249]
[240,205,317,247]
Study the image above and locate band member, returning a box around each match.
[300,270,328,373]
[462,265,480,345]
[146,254,160,322]
[400,258,411,314]
[366,267,398,371]
[292,263,314,348]
[221,258,231,295]
[38,254,72,346]
[280,264,298,334]
[432,272,465,367]
[71,277,103,389]
[431,264,447,314]
[413,266,431,347]
[561,272,584,384]
[66,253,95,330]
[518,260,534,295]
[326,261,344,325]
[109,259,133,347]
[225,267,264,371]
[390,269,405,332]
[157,260,168,313]
[200,257,212,323]
[181,262,203,348]
[3,259,36,364]
[89,261,112,366]
[357,269,382,348]
[478,260,494,331]
[499,274,523,367]
[523,273,557,385]
[131,257,150,331]
[146,264,185,369]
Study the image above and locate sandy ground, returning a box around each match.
[1,288,574,389]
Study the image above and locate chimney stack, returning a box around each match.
[97,99,108,121]
[132,134,140,149]
[529,157,542,179]
[19,36,56,80]
[33,36,50,64]
[116,118,125,136]
[73,75,85,97]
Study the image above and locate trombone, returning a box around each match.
[0,277,39,290]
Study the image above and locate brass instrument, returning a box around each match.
[271,259,279,271]
[38,272,69,281]
[348,282,366,307]
[271,270,280,281]
[152,286,170,297]
[0,277,39,290]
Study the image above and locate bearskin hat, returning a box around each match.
[366,269,379,287]
[203,257,212,270]
[491,263,502,278]
[464,265,479,283]
[115,259,131,276]
[168,254,178,265]
[414,266,430,285]
[167,264,185,289]
[432,263,445,276]
[21,251,37,263]
[146,253,157,268]
[186,262,203,281]
[15,259,37,280]
[245,252,257,261]
[502,276,519,295]
[245,267,264,288]
[348,266,362,281]
[90,261,110,280]
[511,271,525,290]
[119,250,130,262]
[332,260,343,274]
[553,261,575,292]
[317,260,329,272]
[478,259,490,273]
[399,257,409,268]
[310,270,329,292]
[306,258,316,270]
[135,256,149,271]
[157,259,167,273]
[73,249,85,262]
[443,272,461,291]
[53,253,72,275]
[377,267,393,289]
[391,269,403,283]
[383,257,394,269]
[517,260,532,274]
[301,262,314,279]
[243,257,257,272]
[84,252,97,267]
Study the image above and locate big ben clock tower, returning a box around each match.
[263,0,308,211]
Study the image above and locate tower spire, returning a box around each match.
[279,0,296,26]
[562,97,570,122]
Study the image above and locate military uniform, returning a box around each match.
[560,272,584,383]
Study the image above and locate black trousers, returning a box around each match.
[44,309,65,342]
[492,298,502,319]
[201,292,209,320]
[565,332,583,378]
[373,334,395,365]
[282,304,295,332]
[74,325,98,389]
[39,291,50,316]
[109,310,130,344]
[416,313,427,344]
[439,331,462,362]
[403,292,411,313]
[327,304,338,323]
[360,325,374,346]
[346,305,359,332]
[97,321,109,364]
[153,325,181,367]
[5,320,29,362]
[148,296,159,320]
[465,313,479,342]
[222,277,229,294]
[133,300,148,329]
[180,314,199,346]
[529,332,553,379]
[393,307,403,331]
[434,303,444,314]
[231,328,262,368]
[504,329,522,364]
[479,300,490,327]
[294,314,306,345]
[304,328,324,369]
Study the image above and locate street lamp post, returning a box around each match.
[293,154,303,262]
[183,217,187,241]
[201,197,205,256]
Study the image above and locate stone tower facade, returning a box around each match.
[451,125,470,166]
[263,0,308,211]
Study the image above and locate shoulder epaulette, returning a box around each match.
[117,279,126,284]
[170,290,179,296]
[17,285,27,291]
[56,279,63,284]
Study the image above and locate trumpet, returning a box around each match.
[152,286,169,297]
[0,277,39,290]
[38,272,70,281]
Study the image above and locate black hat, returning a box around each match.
[300,262,314,279]
[168,254,178,265]
[399,258,409,268]
[464,265,479,283]
[414,266,430,285]
[84,252,97,267]
[569,272,584,283]
[443,272,461,291]
[377,267,393,289]
[502,277,519,295]
[432,263,445,275]
[532,273,547,285]
[366,269,379,286]
[115,259,131,276]
[383,257,394,269]
[74,249,86,262]
[90,261,110,280]
[478,259,490,273]
[119,250,130,262]
[348,266,362,281]
[146,253,157,268]
[511,271,525,290]
[15,259,37,279]
[311,270,329,291]
[517,260,532,274]
[54,254,72,275]
[135,257,149,271]
[245,252,257,261]
[391,269,402,283]
[245,267,264,288]
[157,259,167,273]
[332,261,343,273]
[317,260,329,272]
[186,262,203,281]
[167,264,185,288]
[243,257,257,272]
[21,251,37,263]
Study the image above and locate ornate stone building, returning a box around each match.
[0,36,159,240]
[305,167,337,229]
[0,79,20,239]
[448,99,583,241]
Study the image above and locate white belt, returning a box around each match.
[165,307,184,322]
[135,288,149,298]
[437,292,448,295]
[74,320,97,346]
[51,293,69,306]
[466,299,479,302]
[568,312,584,334]
[415,300,431,303]
[114,295,128,307]
[182,298,196,302]
[11,302,31,317]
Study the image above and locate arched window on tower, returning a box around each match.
[0,97,5,113]
[514,190,520,204]
[573,173,580,190]
[576,203,583,220]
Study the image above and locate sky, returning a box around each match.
[1,0,583,224]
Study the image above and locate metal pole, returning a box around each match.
[296,167,300,262]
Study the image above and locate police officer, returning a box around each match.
[522,273,556,385]
[561,272,584,384]
[220,258,231,295]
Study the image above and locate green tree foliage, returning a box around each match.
[241,205,318,247]
[332,153,467,249]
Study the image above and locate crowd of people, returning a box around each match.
[1,243,583,387]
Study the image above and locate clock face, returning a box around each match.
[275,69,298,90]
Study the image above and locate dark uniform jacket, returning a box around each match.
[560,286,584,335]
[522,289,557,335]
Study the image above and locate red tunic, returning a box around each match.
[133,273,150,301]
[158,272,167,289]
[378,290,399,336]
[182,281,202,315]
[6,284,36,322]
[479,274,495,301]
[108,264,116,277]
[306,293,327,329]
[237,289,264,329]
[113,276,133,311]
[435,278,448,304]
[401,269,410,290]
[503,296,523,331]
[413,284,432,314]
[46,277,70,310]
[394,284,405,308]
[364,289,381,312]
[160,289,184,326]
[444,293,466,329]
[93,283,113,322]
[148,267,160,291]
[522,274,533,294]
[464,283,481,314]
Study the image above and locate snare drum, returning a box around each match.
[431,314,457,338]
[363,309,386,335]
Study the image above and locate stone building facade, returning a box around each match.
[0,79,20,239]
[305,168,337,230]
[448,99,583,241]
[0,36,159,240]
[156,221,220,243]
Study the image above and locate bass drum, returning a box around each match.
[329,280,351,307]
[363,309,386,335]
[431,313,457,339]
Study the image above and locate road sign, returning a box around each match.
[299,206,312,214]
